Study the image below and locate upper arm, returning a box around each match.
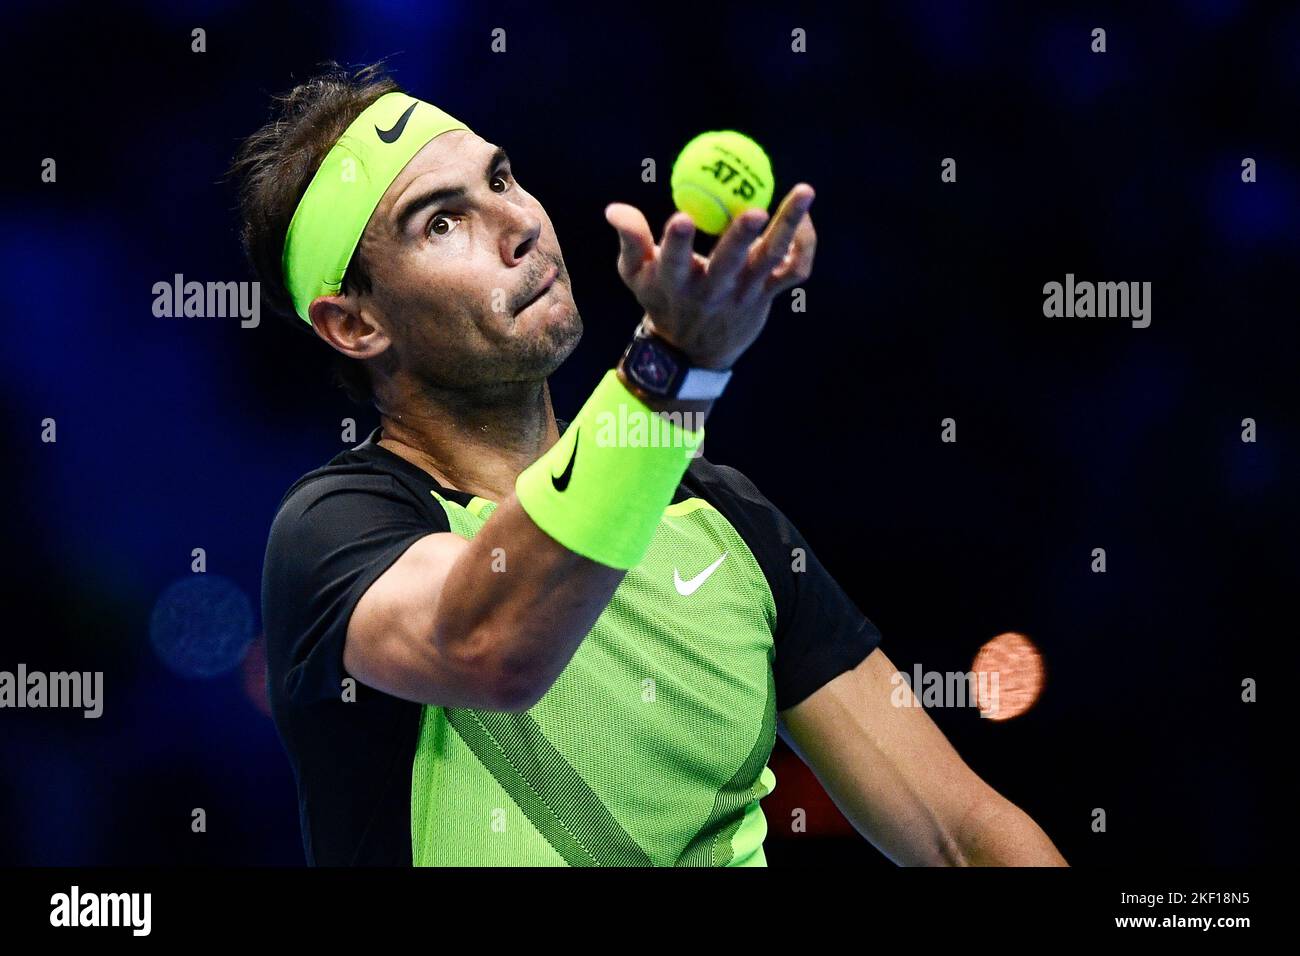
[263,474,518,712]
[344,530,522,709]
[776,646,1004,866]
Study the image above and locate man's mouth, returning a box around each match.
[517,264,558,313]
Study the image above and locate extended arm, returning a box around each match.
[777,646,1067,866]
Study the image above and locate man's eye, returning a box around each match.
[428,214,458,238]
[426,172,511,238]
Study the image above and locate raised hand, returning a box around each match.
[604,183,816,369]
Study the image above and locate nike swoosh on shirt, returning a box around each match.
[673,552,727,596]
[375,101,419,143]
[551,428,579,491]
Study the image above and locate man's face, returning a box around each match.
[354,129,582,390]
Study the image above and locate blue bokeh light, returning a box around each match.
[149,574,255,679]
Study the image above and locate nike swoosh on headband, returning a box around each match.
[376,101,419,143]
[283,93,472,324]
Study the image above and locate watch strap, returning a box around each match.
[676,365,733,400]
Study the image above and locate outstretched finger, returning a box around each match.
[747,184,815,279]
[658,212,698,289]
[705,208,770,289]
[762,221,816,299]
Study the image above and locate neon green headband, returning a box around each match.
[282,91,472,324]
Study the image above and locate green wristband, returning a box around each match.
[515,369,705,569]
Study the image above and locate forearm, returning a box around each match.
[438,364,709,707]
[434,492,627,705]
[948,797,1069,867]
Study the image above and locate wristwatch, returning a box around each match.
[618,319,733,401]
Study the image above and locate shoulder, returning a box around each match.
[271,468,408,530]
[267,433,447,533]
[681,453,770,515]
[678,453,793,554]
[261,439,453,602]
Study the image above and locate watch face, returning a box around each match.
[629,340,677,392]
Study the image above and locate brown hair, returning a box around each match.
[229,61,400,405]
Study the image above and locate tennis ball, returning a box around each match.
[670,130,774,235]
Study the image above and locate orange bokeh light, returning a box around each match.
[972,631,1044,720]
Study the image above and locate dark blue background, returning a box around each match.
[1,0,1291,865]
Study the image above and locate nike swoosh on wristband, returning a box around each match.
[673,552,728,596]
[375,101,419,143]
[551,428,579,491]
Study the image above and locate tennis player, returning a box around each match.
[234,62,1067,867]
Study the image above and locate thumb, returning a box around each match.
[605,202,653,280]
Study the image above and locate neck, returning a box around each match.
[375,377,559,502]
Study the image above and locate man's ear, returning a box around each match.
[307,296,391,361]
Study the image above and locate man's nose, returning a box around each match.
[500,208,542,266]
